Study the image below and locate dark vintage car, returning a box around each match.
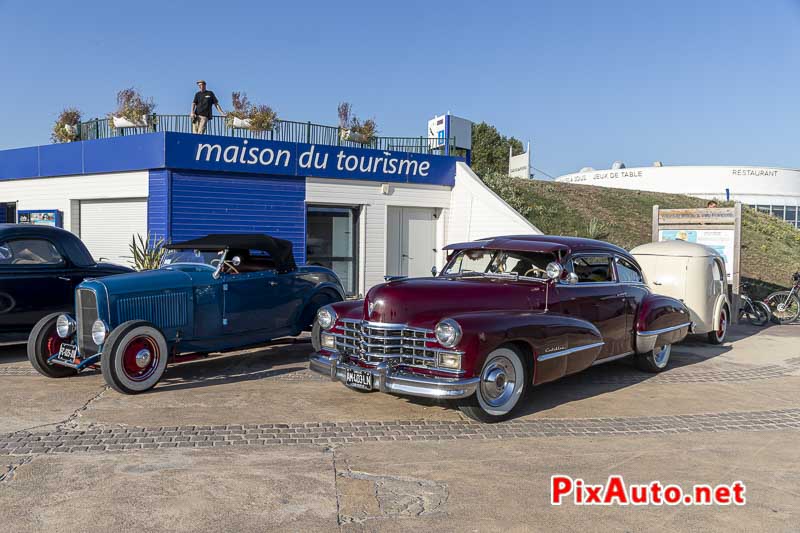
[310,235,692,422]
[28,234,345,394]
[0,224,132,344]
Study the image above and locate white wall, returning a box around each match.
[447,162,541,243]
[0,171,150,233]
[306,178,452,295]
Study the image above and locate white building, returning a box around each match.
[0,130,539,298]
[556,164,800,228]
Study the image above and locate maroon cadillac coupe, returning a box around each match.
[309,235,692,422]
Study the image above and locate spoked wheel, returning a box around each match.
[765,292,800,324]
[635,343,672,373]
[707,306,728,344]
[101,321,168,394]
[458,345,528,423]
[742,301,770,326]
[27,312,77,378]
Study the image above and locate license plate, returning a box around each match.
[57,343,78,361]
[345,368,373,391]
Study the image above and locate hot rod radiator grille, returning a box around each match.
[116,292,189,329]
[333,318,461,369]
[76,289,99,358]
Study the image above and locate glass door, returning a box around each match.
[306,206,359,296]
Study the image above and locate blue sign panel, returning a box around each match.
[165,133,456,186]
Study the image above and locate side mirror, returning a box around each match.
[231,256,242,267]
[546,262,563,280]
[431,265,438,277]
[566,272,579,285]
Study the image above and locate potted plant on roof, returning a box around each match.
[226,91,278,132]
[109,87,156,130]
[51,107,82,143]
[338,102,377,145]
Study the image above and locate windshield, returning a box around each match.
[161,249,223,268]
[444,249,556,280]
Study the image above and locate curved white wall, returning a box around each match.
[556,165,800,207]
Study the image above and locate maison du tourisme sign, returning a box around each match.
[165,133,456,186]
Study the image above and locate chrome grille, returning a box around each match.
[333,318,462,370]
[76,288,99,357]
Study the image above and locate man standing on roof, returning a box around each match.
[191,80,226,134]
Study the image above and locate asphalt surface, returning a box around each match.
[0,323,798,532]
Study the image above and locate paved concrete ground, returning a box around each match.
[0,323,798,531]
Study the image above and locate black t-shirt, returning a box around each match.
[193,90,218,118]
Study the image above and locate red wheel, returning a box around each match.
[121,335,162,382]
[27,313,77,378]
[101,321,168,394]
[708,306,728,344]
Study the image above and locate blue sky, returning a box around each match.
[1,0,798,177]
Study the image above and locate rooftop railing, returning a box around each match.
[75,114,454,155]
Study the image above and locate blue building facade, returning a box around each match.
[0,132,459,267]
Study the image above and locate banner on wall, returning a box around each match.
[17,210,62,228]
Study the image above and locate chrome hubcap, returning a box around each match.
[135,349,152,369]
[480,356,517,408]
[654,345,671,367]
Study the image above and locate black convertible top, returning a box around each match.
[166,234,297,272]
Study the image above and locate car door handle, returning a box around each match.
[268,281,278,286]
[653,281,662,285]
[58,276,71,281]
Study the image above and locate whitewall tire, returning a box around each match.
[458,345,528,423]
[101,321,169,394]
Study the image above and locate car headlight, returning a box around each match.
[317,306,337,330]
[56,314,76,338]
[435,318,462,348]
[91,320,108,346]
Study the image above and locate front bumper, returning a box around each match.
[309,352,479,400]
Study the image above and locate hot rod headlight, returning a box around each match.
[435,318,462,348]
[91,320,108,346]
[56,314,76,338]
[317,306,337,330]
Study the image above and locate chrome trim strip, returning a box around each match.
[536,341,605,362]
[637,322,692,337]
[591,351,634,366]
[339,318,430,334]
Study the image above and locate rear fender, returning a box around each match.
[446,310,603,386]
[635,294,691,353]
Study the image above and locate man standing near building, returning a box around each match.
[191,80,225,134]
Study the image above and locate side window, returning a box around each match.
[0,239,65,266]
[569,255,614,283]
[615,257,643,283]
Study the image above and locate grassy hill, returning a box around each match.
[483,175,800,296]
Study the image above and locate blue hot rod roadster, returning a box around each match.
[28,234,345,394]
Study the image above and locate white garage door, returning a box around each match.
[80,198,147,266]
